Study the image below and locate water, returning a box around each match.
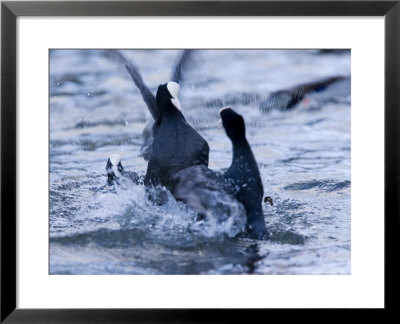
[49,49,351,275]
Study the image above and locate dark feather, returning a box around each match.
[125,63,159,121]
[170,50,193,84]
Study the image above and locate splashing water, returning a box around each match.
[50,49,351,274]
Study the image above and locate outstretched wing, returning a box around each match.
[103,50,159,121]
[170,50,193,84]
[125,63,159,121]
[105,50,194,120]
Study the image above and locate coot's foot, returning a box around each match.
[106,154,123,185]
[106,155,143,185]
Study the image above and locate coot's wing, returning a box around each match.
[103,50,159,121]
[282,75,347,109]
[125,63,159,121]
[288,75,345,95]
[170,50,193,84]
[260,75,347,111]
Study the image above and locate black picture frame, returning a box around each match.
[1,0,399,322]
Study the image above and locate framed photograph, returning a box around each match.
[1,0,398,322]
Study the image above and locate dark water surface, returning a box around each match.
[49,50,351,274]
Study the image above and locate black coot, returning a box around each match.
[125,50,193,160]
[145,81,210,192]
[259,76,349,112]
[174,108,268,240]
[123,52,210,197]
